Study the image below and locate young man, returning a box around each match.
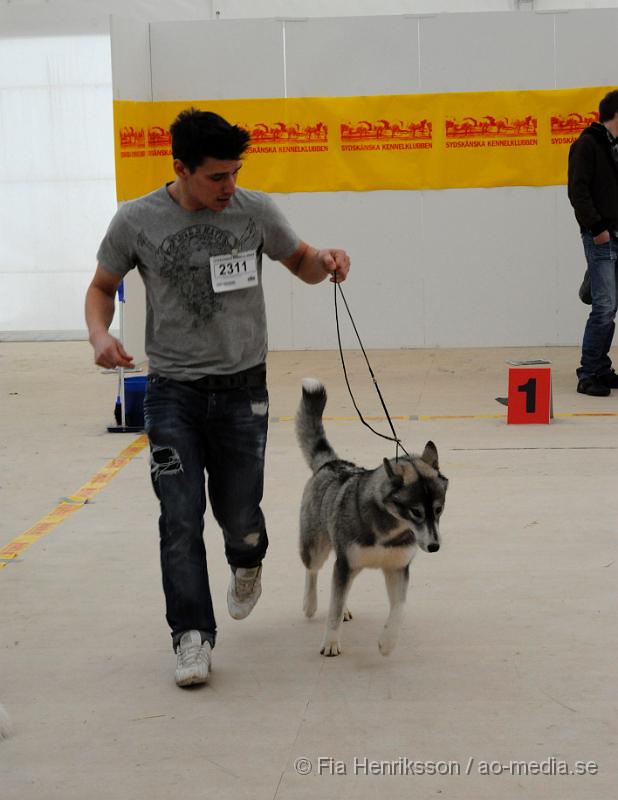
[85,109,350,686]
[568,89,618,396]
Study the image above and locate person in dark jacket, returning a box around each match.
[568,90,618,396]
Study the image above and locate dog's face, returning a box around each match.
[382,441,448,553]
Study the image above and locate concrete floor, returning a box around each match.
[0,342,616,799]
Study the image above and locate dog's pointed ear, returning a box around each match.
[421,441,439,470]
[383,457,395,479]
[383,458,403,488]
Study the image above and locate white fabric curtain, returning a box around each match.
[0,35,117,339]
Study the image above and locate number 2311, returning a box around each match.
[218,260,247,276]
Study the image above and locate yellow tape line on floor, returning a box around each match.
[274,411,618,422]
[0,435,148,571]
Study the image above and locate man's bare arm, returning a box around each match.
[280,241,351,285]
[85,265,134,369]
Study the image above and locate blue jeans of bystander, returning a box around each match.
[578,233,618,380]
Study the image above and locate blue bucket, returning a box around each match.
[115,375,147,428]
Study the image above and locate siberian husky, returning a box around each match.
[296,379,448,657]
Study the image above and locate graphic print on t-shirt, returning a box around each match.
[137,219,259,325]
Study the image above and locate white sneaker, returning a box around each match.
[227,565,262,620]
[175,630,211,687]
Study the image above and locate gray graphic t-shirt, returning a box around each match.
[97,185,299,380]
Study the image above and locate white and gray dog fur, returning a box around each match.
[296,378,449,657]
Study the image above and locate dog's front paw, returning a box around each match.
[320,635,341,657]
[378,629,398,657]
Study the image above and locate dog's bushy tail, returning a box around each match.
[296,378,338,473]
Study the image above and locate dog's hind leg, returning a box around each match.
[378,566,410,656]
[301,534,330,618]
[303,571,319,618]
[320,558,359,657]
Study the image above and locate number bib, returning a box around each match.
[210,250,258,293]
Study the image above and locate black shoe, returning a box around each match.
[577,378,611,397]
[597,371,618,389]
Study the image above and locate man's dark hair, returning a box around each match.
[170,108,251,171]
[599,90,618,123]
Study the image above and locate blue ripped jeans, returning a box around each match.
[578,233,618,380]
[143,373,269,650]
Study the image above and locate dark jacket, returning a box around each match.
[568,122,618,236]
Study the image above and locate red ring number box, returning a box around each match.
[507,367,553,424]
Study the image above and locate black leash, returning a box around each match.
[333,275,410,461]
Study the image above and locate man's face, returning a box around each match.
[177,157,242,212]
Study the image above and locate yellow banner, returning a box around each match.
[114,86,610,200]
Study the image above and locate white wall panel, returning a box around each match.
[422,187,559,346]
[555,10,618,89]
[219,0,513,18]
[284,16,420,97]
[419,12,555,92]
[110,16,152,101]
[149,19,285,100]
[262,253,295,352]
[275,191,424,349]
